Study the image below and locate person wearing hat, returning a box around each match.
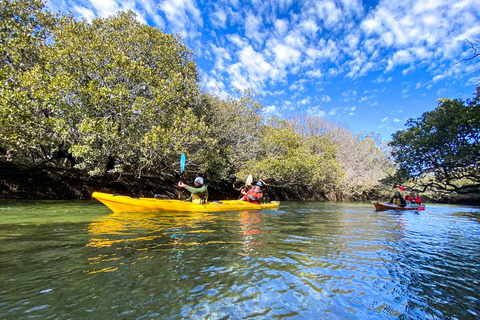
[389,190,407,207]
[240,181,263,204]
[178,177,208,204]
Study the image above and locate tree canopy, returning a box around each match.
[387,87,480,194]
[0,0,392,200]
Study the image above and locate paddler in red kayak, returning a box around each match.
[405,192,422,205]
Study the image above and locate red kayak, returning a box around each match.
[372,201,425,211]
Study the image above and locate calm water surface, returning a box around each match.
[0,200,479,319]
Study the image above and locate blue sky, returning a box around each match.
[45,0,480,141]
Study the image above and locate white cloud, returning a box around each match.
[159,0,202,39]
[73,5,96,22]
[344,33,360,50]
[263,104,281,117]
[306,107,326,117]
[386,50,413,72]
[202,72,226,91]
[210,43,232,71]
[315,1,343,30]
[267,39,302,70]
[321,95,331,102]
[301,97,311,105]
[245,11,265,45]
[210,5,227,28]
[88,0,120,17]
[373,75,386,83]
[432,74,445,83]
[299,19,319,38]
[306,69,323,78]
[274,19,289,36]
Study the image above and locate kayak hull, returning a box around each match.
[373,201,425,211]
[92,192,280,213]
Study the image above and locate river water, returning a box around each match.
[0,200,479,319]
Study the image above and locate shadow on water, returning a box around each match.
[0,200,479,319]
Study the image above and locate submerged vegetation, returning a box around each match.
[1,1,478,202]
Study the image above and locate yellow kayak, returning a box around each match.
[92,192,280,213]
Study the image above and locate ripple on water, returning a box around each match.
[1,202,480,319]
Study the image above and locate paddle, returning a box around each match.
[238,174,253,199]
[180,153,185,173]
[178,153,186,199]
[246,174,253,187]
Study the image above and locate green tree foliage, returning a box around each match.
[1,7,207,175]
[388,87,480,193]
[284,115,392,198]
[0,1,392,199]
[237,118,344,190]
[0,0,52,75]
[195,89,264,180]
[43,11,202,175]
[0,0,54,158]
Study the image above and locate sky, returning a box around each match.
[45,0,480,141]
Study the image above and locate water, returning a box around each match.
[0,200,479,319]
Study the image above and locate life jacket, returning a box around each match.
[391,198,402,205]
[242,188,262,204]
[406,195,422,205]
[192,193,208,204]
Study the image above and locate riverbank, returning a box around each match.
[1,161,479,205]
[0,161,330,202]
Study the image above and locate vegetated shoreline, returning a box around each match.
[0,160,328,202]
[1,161,479,205]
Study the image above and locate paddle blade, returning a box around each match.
[180,153,186,173]
[399,185,405,191]
[246,174,253,186]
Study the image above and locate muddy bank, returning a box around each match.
[1,161,479,205]
[0,161,329,201]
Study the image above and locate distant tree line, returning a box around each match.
[2,0,434,200]
[384,87,480,195]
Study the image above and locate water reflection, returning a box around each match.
[1,202,479,319]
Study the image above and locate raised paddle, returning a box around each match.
[238,174,254,199]
[178,153,186,199]
[180,153,186,173]
[245,174,253,187]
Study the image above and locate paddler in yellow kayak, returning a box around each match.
[178,176,209,204]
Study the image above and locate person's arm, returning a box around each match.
[415,197,422,204]
[405,195,412,201]
[246,191,262,202]
[185,185,204,194]
[400,198,407,207]
[185,185,208,198]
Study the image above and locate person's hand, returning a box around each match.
[178,181,187,188]
[241,189,246,195]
